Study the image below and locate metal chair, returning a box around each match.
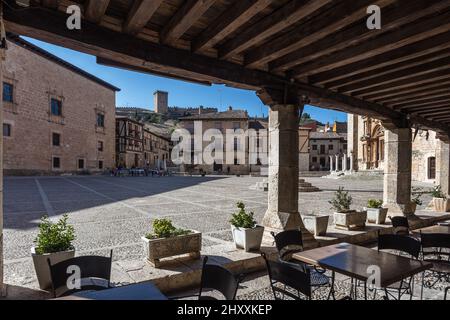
[389,216,411,236]
[198,256,242,300]
[445,287,449,300]
[262,252,312,300]
[270,230,335,299]
[420,232,450,296]
[377,232,421,300]
[47,250,113,298]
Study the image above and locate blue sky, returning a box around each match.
[24,37,347,123]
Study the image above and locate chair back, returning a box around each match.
[271,230,303,261]
[389,216,410,235]
[261,253,311,300]
[199,257,240,300]
[48,250,113,297]
[421,232,450,260]
[378,232,421,258]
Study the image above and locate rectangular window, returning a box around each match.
[3,82,13,103]
[312,157,317,163]
[51,98,62,116]
[98,141,104,152]
[312,145,317,151]
[53,157,61,169]
[328,144,334,150]
[78,159,85,170]
[320,145,325,154]
[52,133,61,146]
[97,113,105,127]
[3,123,11,137]
[98,160,104,170]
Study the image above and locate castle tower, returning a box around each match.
[154,90,168,114]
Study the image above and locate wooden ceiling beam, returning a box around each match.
[123,0,163,35]
[244,0,383,68]
[396,98,450,110]
[377,85,450,104]
[269,0,446,72]
[390,93,450,109]
[191,0,272,53]
[364,81,450,101]
[84,0,110,24]
[291,10,450,77]
[416,109,450,117]
[218,0,333,59]
[400,102,450,112]
[160,0,216,45]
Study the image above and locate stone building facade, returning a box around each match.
[2,36,119,175]
[348,114,438,182]
[115,116,171,169]
[309,132,348,171]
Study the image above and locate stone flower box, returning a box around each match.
[142,232,202,268]
[31,247,75,290]
[231,225,264,252]
[334,210,367,230]
[365,207,389,225]
[302,215,329,236]
[433,198,450,212]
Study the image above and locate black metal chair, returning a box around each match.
[420,232,450,296]
[198,256,242,300]
[270,230,335,299]
[377,232,421,300]
[445,287,449,300]
[47,250,113,298]
[262,252,312,300]
[389,216,411,236]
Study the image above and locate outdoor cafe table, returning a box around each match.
[53,282,168,300]
[292,242,432,300]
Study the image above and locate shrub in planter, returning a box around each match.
[230,202,264,252]
[142,218,201,268]
[365,199,388,224]
[431,185,450,212]
[411,187,424,213]
[31,214,76,290]
[330,187,366,230]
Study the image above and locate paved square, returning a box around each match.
[3,175,435,290]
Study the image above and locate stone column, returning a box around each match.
[436,139,450,197]
[383,127,415,216]
[343,154,348,172]
[329,155,334,172]
[349,152,354,172]
[262,104,316,247]
[335,154,340,172]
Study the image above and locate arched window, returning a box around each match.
[428,157,436,179]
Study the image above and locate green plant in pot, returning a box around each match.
[365,199,388,225]
[330,187,367,230]
[431,185,450,213]
[31,214,76,290]
[142,219,201,268]
[230,202,264,252]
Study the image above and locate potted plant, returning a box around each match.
[230,202,264,252]
[142,218,201,268]
[302,213,329,236]
[364,199,388,224]
[329,187,367,230]
[431,185,450,212]
[411,186,424,213]
[31,214,76,290]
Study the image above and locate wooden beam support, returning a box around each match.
[84,0,110,24]
[400,103,450,113]
[417,108,450,117]
[364,80,450,101]
[390,93,450,109]
[291,10,450,77]
[244,0,381,68]
[218,0,333,59]
[123,0,163,35]
[160,0,216,45]
[192,0,271,53]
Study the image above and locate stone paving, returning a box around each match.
[1,174,444,299]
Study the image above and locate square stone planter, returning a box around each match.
[334,211,367,230]
[231,225,264,252]
[302,215,329,236]
[433,198,450,212]
[365,207,388,224]
[142,232,202,268]
[31,247,75,290]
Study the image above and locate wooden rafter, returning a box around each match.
[378,85,450,104]
[390,93,450,109]
[123,0,163,35]
[364,80,450,101]
[84,0,110,24]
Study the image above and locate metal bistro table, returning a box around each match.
[53,282,168,300]
[293,242,432,300]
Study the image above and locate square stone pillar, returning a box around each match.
[383,127,415,216]
[436,139,450,197]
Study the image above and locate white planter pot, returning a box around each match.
[142,232,202,268]
[302,215,329,236]
[334,211,367,230]
[231,225,264,252]
[433,198,450,212]
[31,247,75,290]
[365,207,388,224]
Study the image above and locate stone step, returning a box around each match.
[299,186,321,192]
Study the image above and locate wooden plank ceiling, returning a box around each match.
[3,0,450,135]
